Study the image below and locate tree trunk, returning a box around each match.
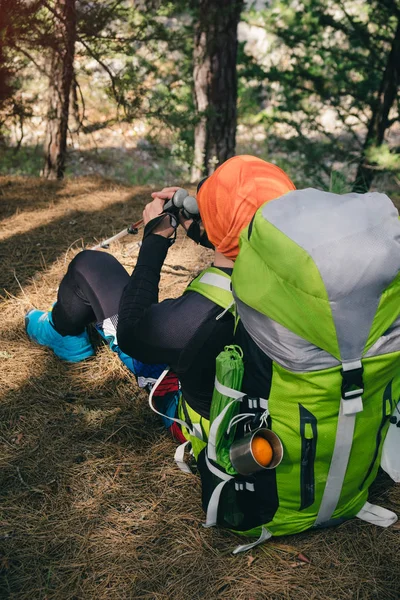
[43,0,76,180]
[191,0,244,181]
[353,17,400,192]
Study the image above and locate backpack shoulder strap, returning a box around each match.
[185,266,234,313]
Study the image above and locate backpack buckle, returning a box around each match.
[341,363,364,400]
[340,361,364,415]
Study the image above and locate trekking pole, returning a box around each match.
[91,218,143,250]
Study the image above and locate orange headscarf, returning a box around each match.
[197,155,296,259]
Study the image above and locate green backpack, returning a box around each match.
[150,189,400,552]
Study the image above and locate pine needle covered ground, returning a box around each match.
[1,176,400,600]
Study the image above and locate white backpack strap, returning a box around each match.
[148,368,203,441]
[315,360,364,526]
[174,441,193,474]
[232,527,272,555]
[203,454,234,527]
[204,480,230,527]
[356,501,398,527]
[205,452,232,481]
[214,378,245,400]
[314,398,357,526]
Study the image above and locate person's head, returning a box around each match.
[197,155,295,260]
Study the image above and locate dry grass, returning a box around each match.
[1,175,400,600]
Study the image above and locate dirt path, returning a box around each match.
[1,176,399,600]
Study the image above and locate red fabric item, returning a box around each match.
[170,421,187,444]
[197,155,296,259]
[154,371,180,395]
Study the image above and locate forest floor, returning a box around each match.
[1,176,400,600]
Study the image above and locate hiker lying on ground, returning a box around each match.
[25,156,295,436]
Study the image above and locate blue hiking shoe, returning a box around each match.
[25,309,95,362]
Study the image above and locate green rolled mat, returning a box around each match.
[210,345,244,474]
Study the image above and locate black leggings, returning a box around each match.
[52,250,129,336]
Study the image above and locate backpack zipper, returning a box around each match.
[299,405,318,510]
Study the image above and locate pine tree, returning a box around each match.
[43,0,76,180]
[191,0,244,180]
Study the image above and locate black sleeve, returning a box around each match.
[117,233,231,371]
[117,233,202,367]
[117,233,170,357]
[118,233,170,326]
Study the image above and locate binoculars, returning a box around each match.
[92,188,200,250]
[163,188,200,221]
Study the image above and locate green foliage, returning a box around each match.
[367,143,400,172]
[328,169,353,194]
[0,143,189,186]
[265,0,395,118]
[4,0,399,192]
[76,0,194,127]
[0,0,44,138]
[0,145,44,176]
[1,0,195,164]
[239,0,400,188]
[72,0,195,176]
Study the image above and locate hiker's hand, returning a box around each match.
[143,198,175,238]
[151,187,180,202]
